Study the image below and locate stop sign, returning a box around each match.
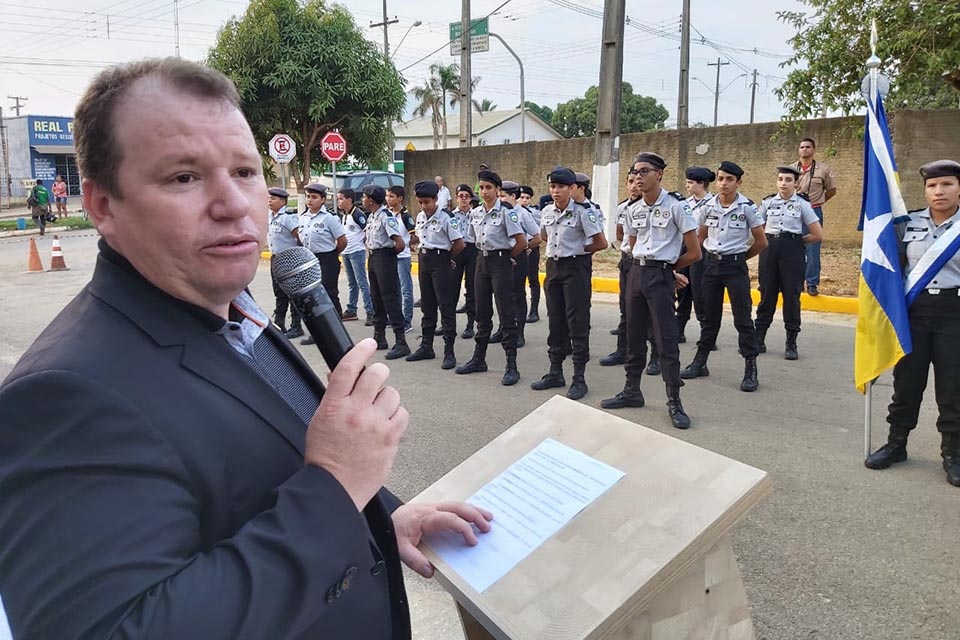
[321,131,347,162]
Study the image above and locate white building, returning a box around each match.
[391,108,562,172]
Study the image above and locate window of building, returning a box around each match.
[503,139,510,145]
[54,155,81,196]
[393,149,404,162]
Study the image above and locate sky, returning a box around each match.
[0,0,809,127]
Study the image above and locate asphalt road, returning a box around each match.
[0,231,957,640]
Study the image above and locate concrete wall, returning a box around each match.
[404,109,960,245]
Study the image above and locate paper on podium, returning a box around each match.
[424,438,625,592]
[412,395,772,640]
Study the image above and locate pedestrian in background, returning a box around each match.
[793,137,837,296]
[337,188,375,325]
[387,185,416,333]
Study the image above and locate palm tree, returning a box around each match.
[443,64,483,132]
[475,98,497,113]
[431,62,459,149]
[410,77,442,149]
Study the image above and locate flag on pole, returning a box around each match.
[854,79,912,393]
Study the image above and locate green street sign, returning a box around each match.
[449,17,490,55]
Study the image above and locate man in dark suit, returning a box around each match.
[0,57,491,640]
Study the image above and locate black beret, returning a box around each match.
[477,170,502,188]
[633,152,667,170]
[414,180,439,198]
[456,183,474,195]
[539,194,554,209]
[685,166,715,183]
[361,184,386,204]
[304,182,327,195]
[547,167,576,185]
[718,161,744,178]
[501,180,520,191]
[268,187,289,198]
[574,171,591,185]
[776,165,802,178]
[919,159,960,181]
[519,185,534,197]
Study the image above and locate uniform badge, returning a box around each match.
[654,208,661,217]
[387,217,398,227]
[787,203,795,210]
[663,211,671,219]
[587,211,597,223]
[509,212,518,223]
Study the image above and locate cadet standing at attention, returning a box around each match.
[601,153,700,430]
[866,160,960,487]
[681,161,767,392]
[266,187,303,338]
[456,170,528,386]
[453,184,479,338]
[519,185,542,323]
[298,183,347,346]
[407,180,465,369]
[755,165,823,360]
[362,184,410,360]
[600,169,640,367]
[530,167,607,400]
[387,185,417,333]
[495,180,541,347]
[677,167,715,343]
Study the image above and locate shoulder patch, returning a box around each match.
[508,211,519,222]
[762,193,777,201]
[587,210,597,223]
[743,197,755,206]
[387,216,398,227]
[893,213,915,225]
[797,192,811,202]
[445,208,455,218]
[668,191,685,201]
[907,208,926,214]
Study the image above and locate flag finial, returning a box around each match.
[870,18,878,58]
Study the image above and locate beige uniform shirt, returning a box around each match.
[792,160,836,207]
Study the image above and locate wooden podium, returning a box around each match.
[411,396,772,640]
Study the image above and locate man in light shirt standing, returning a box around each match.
[435,175,452,211]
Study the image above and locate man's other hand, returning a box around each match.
[392,502,494,577]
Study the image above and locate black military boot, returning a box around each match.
[405,333,435,362]
[666,384,691,430]
[756,328,767,354]
[865,431,909,469]
[601,376,645,409]
[784,331,799,361]
[285,323,304,339]
[386,332,411,360]
[517,327,526,349]
[941,433,960,487]
[677,319,687,344]
[527,290,540,323]
[456,343,488,374]
[740,356,759,392]
[373,330,389,350]
[441,339,457,370]
[531,361,565,390]
[600,331,626,366]
[461,319,475,339]
[489,327,503,343]
[501,352,520,386]
[680,348,710,379]
[646,339,661,377]
[566,363,588,400]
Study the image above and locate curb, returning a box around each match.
[259,252,859,315]
[0,226,70,239]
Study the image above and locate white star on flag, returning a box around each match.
[860,211,895,272]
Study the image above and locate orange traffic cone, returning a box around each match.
[48,235,70,272]
[24,237,44,273]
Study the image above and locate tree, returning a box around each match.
[552,83,668,138]
[522,101,553,125]
[777,1,960,119]
[411,77,442,150]
[207,0,405,192]
[475,98,497,113]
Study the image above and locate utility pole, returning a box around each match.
[593,0,626,238]
[174,0,181,57]
[676,0,691,129]
[458,0,472,148]
[749,69,758,123]
[7,96,27,117]
[488,33,524,142]
[0,106,11,210]
[370,1,398,58]
[707,58,729,126]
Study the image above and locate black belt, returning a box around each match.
[706,252,747,262]
[767,232,803,239]
[480,248,511,257]
[920,288,960,297]
[419,247,450,255]
[370,247,395,254]
[550,254,589,262]
[630,257,673,269]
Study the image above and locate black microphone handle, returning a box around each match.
[288,283,355,371]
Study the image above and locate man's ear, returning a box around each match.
[82,178,117,240]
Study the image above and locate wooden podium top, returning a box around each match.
[412,396,772,640]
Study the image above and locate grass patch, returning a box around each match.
[0,217,95,232]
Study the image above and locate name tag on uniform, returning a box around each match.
[542,213,557,225]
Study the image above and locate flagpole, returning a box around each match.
[864,19,881,459]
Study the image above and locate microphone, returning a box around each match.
[272,246,354,370]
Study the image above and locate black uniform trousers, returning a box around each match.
[315,250,342,318]
[624,261,682,386]
[544,254,592,366]
[270,256,301,330]
[755,233,805,334]
[689,257,706,323]
[368,248,405,335]
[527,246,541,310]
[887,290,960,435]
[453,242,478,322]
[418,248,457,343]
[614,253,630,350]
[512,253,528,337]
[474,250,518,353]
[698,253,759,357]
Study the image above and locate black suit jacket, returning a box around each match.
[0,248,410,639]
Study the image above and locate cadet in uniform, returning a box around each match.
[298,183,346,345]
[453,184,479,338]
[362,184,410,360]
[530,167,607,400]
[755,165,824,359]
[681,161,768,392]
[677,167,715,343]
[456,170,528,386]
[519,185,542,323]
[387,185,417,333]
[866,160,960,487]
[407,180,465,369]
[267,187,303,338]
[600,170,640,367]
[337,188,375,325]
[496,180,542,347]
[601,153,700,430]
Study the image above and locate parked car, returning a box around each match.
[332,170,404,192]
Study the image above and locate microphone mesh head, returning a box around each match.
[271,247,321,296]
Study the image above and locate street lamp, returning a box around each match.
[391,20,422,60]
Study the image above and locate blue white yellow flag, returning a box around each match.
[854,84,912,393]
